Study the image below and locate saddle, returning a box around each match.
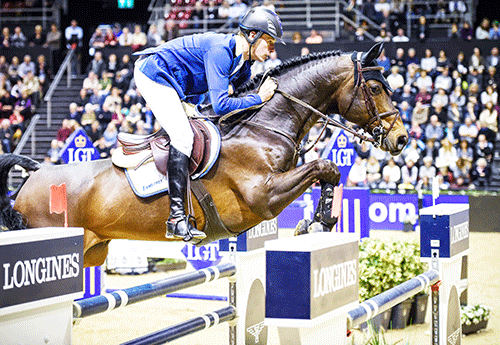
[117,119,213,177]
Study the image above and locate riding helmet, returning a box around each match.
[239,7,285,45]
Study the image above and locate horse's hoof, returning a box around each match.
[294,219,312,236]
[307,222,329,233]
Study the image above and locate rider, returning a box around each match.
[133,7,284,242]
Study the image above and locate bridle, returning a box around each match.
[218,52,401,157]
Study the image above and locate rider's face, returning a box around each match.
[251,34,276,62]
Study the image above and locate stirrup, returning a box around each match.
[166,216,206,242]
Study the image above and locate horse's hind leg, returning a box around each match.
[84,230,111,267]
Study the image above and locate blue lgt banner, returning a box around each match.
[322,129,357,186]
[59,128,100,164]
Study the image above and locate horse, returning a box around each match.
[0,42,408,267]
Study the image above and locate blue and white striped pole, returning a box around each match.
[120,306,237,345]
[348,270,439,328]
[73,262,236,319]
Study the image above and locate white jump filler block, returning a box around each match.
[0,227,84,345]
[265,232,359,345]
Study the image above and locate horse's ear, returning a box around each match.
[361,42,384,66]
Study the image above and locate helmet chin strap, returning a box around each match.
[241,30,263,61]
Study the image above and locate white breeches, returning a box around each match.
[134,60,194,157]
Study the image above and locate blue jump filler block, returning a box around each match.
[420,203,469,259]
[265,232,359,345]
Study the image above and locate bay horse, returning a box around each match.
[0,43,408,267]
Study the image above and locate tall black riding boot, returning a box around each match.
[166,145,206,242]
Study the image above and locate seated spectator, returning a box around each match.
[85,120,102,143]
[89,27,106,54]
[104,27,118,47]
[164,19,179,42]
[457,139,474,163]
[44,23,61,50]
[346,156,367,187]
[443,120,459,145]
[436,138,459,175]
[434,67,452,93]
[119,27,133,46]
[106,54,119,77]
[406,48,420,69]
[0,118,13,153]
[83,71,99,95]
[375,28,391,42]
[104,87,122,113]
[131,25,147,52]
[447,101,462,123]
[419,156,437,180]
[98,71,113,98]
[480,86,498,106]
[474,133,494,162]
[425,115,444,141]
[80,103,97,131]
[35,54,50,93]
[22,71,41,104]
[10,79,24,102]
[9,108,25,137]
[422,137,439,160]
[218,0,231,23]
[477,120,496,143]
[401,158,418,185]
[264,51,282,70]
[135,119,149,135]
[449,23,460,40]
[119,54,134,81]
[460,22,473,41]
[94,137,111,159]
[458,117,478,144]
[206,0,220,30]
[402,138,422,166]
[1,27,11,48]
[0,87,13,118]
[432,88,449,109]
[470,47,486,74]
[436,165,454,189]
[392,28,409,42]
[11,26,27,48]
[409,119,424,141]
[420,49,437,77]
[382,158,401,185]
[415,71,433,92]
[412,101,429,126]
[391,48,406,75]
[66,102,82,124]
[146,24,162,47]
[449,86,466,108]
[484,66,499,90]
[28,25,45,47]
[377,49,390,74]
[486,47,499,69]
[18,55,35,79]
[431,100,448,124]
[86,51,106,77]
[454,51,468,75]
[416,176,432,190]
[292,31,302,44]
[15,90,34,120]
[464,100,479,121]
[469,157,490,189]
[0,55,9,79]
[96,102,113,127]
[476,18,490,40]
[366,156,381,188]
[305,29,323,44]
[387,66,404,91]
[396,84,416,107]
[399,101,413,127]
[46,139,61,165]
[102,122,118,148]
[490,20,500,39]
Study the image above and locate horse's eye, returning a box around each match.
[371,86,380,94]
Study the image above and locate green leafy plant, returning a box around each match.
[358,238,427,302]
[461,304,491,326]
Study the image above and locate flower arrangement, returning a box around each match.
[358,238,427,302]
[461,304,491,327]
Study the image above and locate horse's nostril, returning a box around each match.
[397,135,408,150]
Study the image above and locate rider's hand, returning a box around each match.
[258,77,277,102]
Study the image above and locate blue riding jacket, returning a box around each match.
[135,32,262,115]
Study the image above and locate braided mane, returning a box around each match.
[233,50,343,96]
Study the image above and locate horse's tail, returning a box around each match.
[0,153,41,231]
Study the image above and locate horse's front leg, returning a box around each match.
[264,158,340,218]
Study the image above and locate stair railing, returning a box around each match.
[44,48,74,128]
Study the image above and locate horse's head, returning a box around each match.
[337,42,408,155]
